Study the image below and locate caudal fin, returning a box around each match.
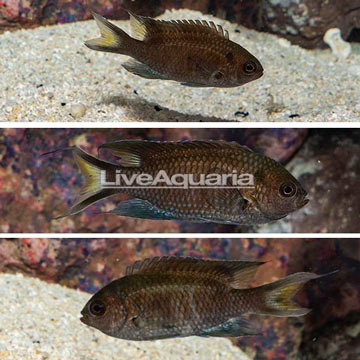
[85,12,132,54]
[56,147,118,218]
[252,272,332,317]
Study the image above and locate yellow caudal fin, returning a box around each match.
[252,272,335,317]
[85,12,132,54]
[55,147,118,218]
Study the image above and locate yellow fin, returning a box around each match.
[253,272,334,317]
[129,12,148,41]
[73,150,102,194]
[85,12,129,53]
[63,147,118,217]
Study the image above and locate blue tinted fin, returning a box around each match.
[110,198,181,220]
[200,317,259,338]
[123,59,170,80]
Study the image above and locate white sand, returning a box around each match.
[0,273,250,360]
[1,9,359,122]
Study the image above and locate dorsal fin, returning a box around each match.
[128,11,230,41]
[98,140,253,167]
[125,257,265,289]
[169,19,230,39]
[129,12,148,41]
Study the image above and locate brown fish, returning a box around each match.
[56,140,308,225]
[80,257,327,340]
[84,12,263,87]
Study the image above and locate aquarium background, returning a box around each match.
[0,237,359,359]
[1,128,360,233]
[1,0,360,48]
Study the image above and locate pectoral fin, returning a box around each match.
[123,59,170,80]
[200,317,259,338]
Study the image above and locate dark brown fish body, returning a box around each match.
[62,140,308,225]
[85,12,263,87]
[80,257,325,340]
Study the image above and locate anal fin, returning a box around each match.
[200,317,259,338]
[110,198,181,220]
[122,59,170,80]
[181,82,209,87]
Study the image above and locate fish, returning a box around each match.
[80,256,328,340]
[55,140,309,225]
[84,12,263,87]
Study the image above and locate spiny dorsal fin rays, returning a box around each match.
[125,256,266,289]
[98,140,254,164]
[128,11,230,41]
[129,11,148,41]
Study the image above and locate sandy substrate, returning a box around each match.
[1,9,359,122]
[0,273,250,360]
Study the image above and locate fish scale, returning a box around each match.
[62,140,309,224]
[84,12,263,87]
[121,275,235,338]
[80,257,325,340]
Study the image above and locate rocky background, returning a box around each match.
[1,0,360,48]
[1,128,360,233]
[0,237,359,359]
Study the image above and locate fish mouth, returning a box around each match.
[80,309,87,323]
[297,197,309,208]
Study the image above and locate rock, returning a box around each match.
[0,128,307,233]
[255,129,360,234]
[0,238,358,359]
[348,65,360,77]
[70,103,87,118]
[1,1,360,49]
[1,9,360,122]
[260,0,360,48]
[323,28,352,59]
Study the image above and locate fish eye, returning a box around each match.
[243,61,257,74]
[279,183,297,198]
[89,300,106,317]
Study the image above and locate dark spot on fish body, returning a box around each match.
[61,102,66,106]
[226,52,234,63]
[289,113,300,118]
[213,71,224,80]
[241,198,249,211]
[154,105,162,112]
[234,29,241,33]
[131,316,139,327]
